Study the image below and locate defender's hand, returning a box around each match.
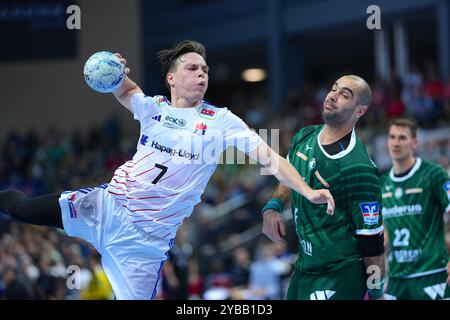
[262,210,287,243]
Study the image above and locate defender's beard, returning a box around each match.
[322,105,355,128]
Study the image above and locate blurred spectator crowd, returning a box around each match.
[1,67,450,299]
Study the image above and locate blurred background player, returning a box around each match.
[382,118,450,300]
[0,40,334,300]
[262,75,386,300]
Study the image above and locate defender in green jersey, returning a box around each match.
[262,75,386,300]
[382,118,450,300]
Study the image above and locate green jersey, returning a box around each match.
[288,125,383,274]
[381,158,450,279]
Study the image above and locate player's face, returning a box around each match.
[322,77,365,127]
[388,125,417,161]
[168,52,209,103]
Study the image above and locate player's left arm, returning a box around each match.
[344,162,386,299]
[361,237,386,300]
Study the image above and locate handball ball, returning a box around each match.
[83,51,125,93]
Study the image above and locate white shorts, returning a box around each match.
[59,186,174,300]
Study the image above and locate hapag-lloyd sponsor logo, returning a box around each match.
[145,128,280,175]
[151,140,200,160]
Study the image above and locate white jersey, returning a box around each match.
[106,93,263,239]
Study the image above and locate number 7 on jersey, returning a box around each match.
[152,163,168,184]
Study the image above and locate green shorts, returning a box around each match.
[387,271,450,300]
[287,260,367,300]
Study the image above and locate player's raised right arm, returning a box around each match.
[112,53,143,112]
[250,141,335,214]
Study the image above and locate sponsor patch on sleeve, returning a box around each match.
[359,202,380,225]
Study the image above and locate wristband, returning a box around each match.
[367,278,385,299]
[262,198,284,215]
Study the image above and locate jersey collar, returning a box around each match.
[160,96,204,109]
[389,157,422,182]
[317,127,357,159]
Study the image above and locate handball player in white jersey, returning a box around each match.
[0,40,334,300]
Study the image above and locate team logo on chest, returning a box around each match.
[193,122,207,136]
[308,158,316,171]
[394,187,403,199]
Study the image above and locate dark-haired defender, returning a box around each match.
[0,40,335,300]
[382,118,450,300]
